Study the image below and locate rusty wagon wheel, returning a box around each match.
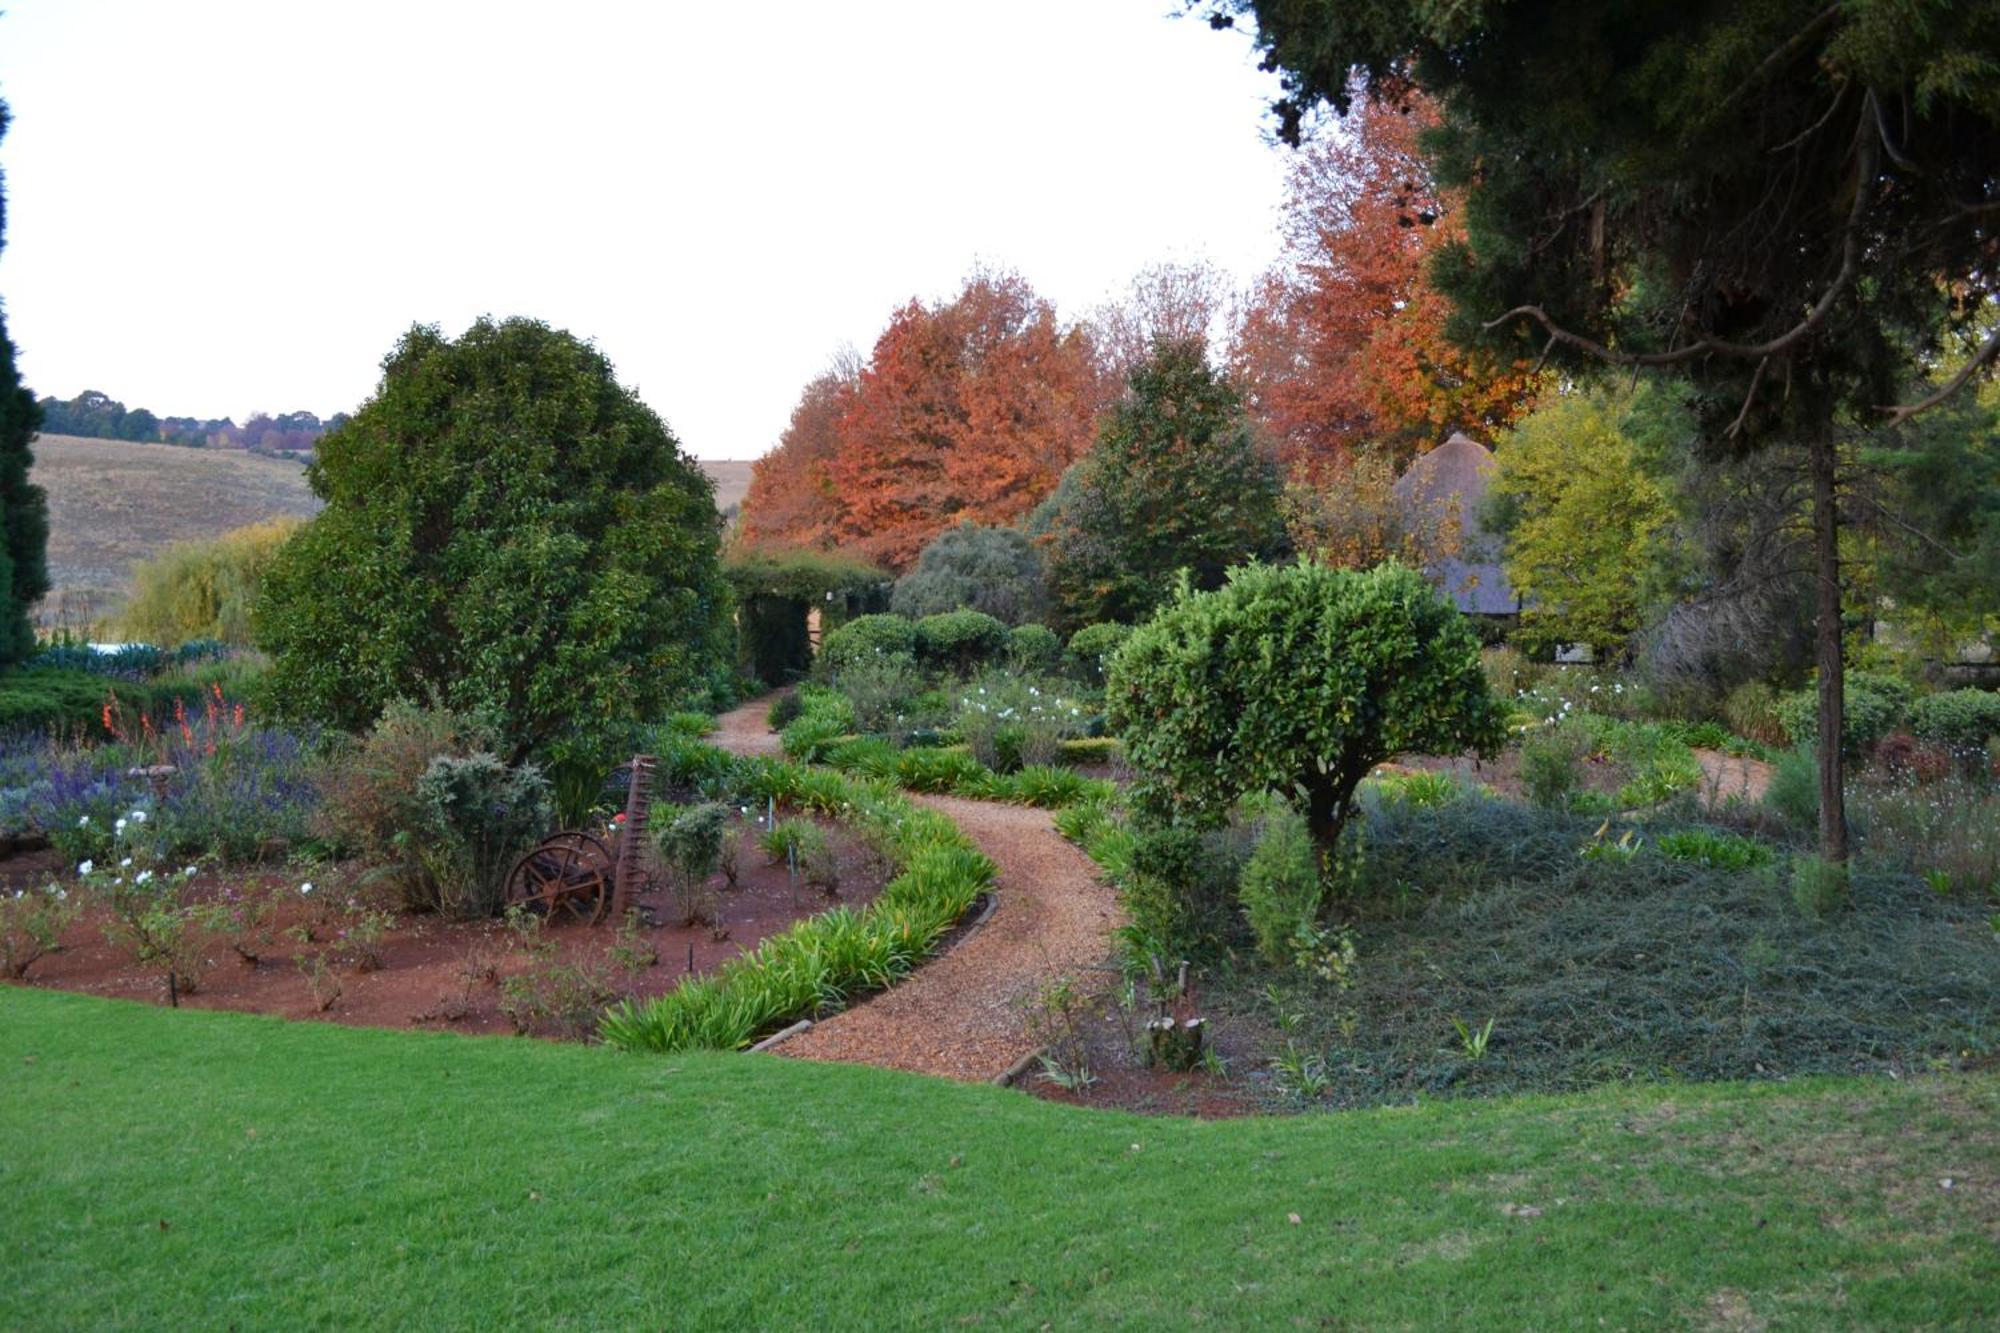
[503,831,613,926]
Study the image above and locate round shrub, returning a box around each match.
[915,610,1009,672]
[816,613,918,676]
[1909,689,2000,753]
[1108,562,1505,870]
[1008,624,1062,672]
[1066,621,1132,684]
[888,523,1049,626]
[1775,670,1913,756]
[255,318,731,772]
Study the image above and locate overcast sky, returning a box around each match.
[0,1,1294,460]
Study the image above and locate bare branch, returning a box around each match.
[1879,322,2000,425]
[1484,131,1876,369]
[1726,357,1772,439]
[1770,79,1850,154]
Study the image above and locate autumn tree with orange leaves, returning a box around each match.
[739,271,1110,572]
[1232,90,1540,476]
[737,365,855,552]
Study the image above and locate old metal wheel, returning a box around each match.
[504,831,613,926]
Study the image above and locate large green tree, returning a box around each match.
[1033,339,1288,630]
[0,98,50,664]
[256,317,731,767]
[1213,0,2000,862]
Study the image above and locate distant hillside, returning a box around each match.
[27,434,756,629]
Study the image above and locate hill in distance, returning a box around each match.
[28,434,754,630]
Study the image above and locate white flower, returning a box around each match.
[183,866,198,879]
[135,870,154,886]
[129,810,148,824]
[77,860,94,876]
[300,882,314,896]
[114,818,127,833]
[119,857,133,868]
[54,888,67,902]
[77,815,91,827]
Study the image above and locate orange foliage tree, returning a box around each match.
[1232,90,1541,474]
[738,271,1109,572]
[737,366,854,551]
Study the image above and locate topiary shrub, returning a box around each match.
[1066,621,1133,685]
[915,610,1009,673]
[1008,624,1062,673]
[1909,689,2000,755]
[255,317,731,775]
[816,613,918,676]
[1108,562,1505,875]
[414,751,553,919]
[1775,670,1913,757]
[889,523,1049,626]
[1238,808,1322,966]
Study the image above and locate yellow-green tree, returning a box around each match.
[1490,389,1673,657]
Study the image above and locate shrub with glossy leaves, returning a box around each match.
[1066,621,1133,685]
[1775,670,1912,757]
[1007,624,1062,673]
[1909,689,2000,754]
[255,317,731,772]
[915,610,1008,672]
[1108,561,1504,867]
[816,613,918,675]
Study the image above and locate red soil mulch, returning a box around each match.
[2,813,884,1038]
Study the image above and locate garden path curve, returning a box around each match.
[707,695,1121,1083]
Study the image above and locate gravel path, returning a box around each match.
[708,694,1123,1083]
[1694,748,1773,806]
[711,690,787,757]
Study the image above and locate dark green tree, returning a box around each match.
[1212,0,2000,862]
[255,317,732,770]
[0,98,49,665]
[1035,338,1288,630]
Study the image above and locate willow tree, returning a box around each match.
[1211,0,2000,862]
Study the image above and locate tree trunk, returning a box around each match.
[1303,773,1350,885]
[1809,428,1848,863]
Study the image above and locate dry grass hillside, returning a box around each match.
[28,434,756,629]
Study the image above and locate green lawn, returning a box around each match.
[2,988,1994,1329]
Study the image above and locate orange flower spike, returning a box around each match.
[233,704,245,729]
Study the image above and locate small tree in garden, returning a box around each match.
[1108,561,1504,875]
[255,317,732,771]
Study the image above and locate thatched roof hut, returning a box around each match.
[1392,432,1519,617]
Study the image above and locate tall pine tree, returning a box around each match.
[0,97,49,663]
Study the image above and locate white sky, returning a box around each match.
[0,1,1293,460]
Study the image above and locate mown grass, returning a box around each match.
[2,987,1995,1329]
